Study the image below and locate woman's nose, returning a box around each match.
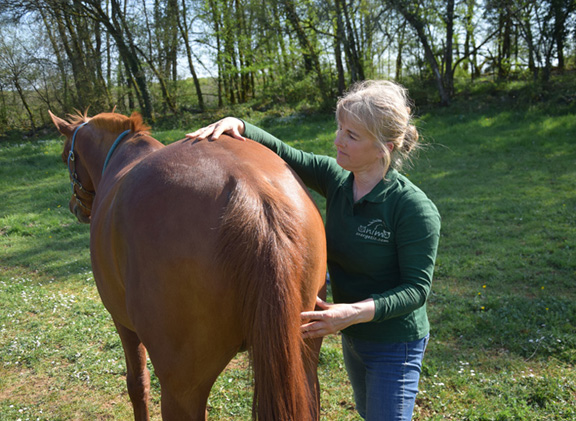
[334,132,344,147]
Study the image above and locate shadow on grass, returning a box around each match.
[1,140,92,282]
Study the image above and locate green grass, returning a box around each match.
[1,96,575,419]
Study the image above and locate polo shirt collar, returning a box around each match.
[344,169,399,205]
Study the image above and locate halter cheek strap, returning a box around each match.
[66,122,131,214]
[68,122,88,174]
[68,122,90,194]
[66,121,95,214]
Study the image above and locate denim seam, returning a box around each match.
[400,342,408,417]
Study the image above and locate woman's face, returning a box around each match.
[334,115,385,173]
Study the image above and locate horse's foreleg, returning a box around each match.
[114,321,151,421]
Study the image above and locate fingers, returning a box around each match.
[185,118,246,142]
[300,321,327,339]
[185,123,216,140]
[315,296,330,310]
[301,306,334,339]
[211,121,230,140]
[301,310,325,322]
[229,127,247,141]
[300,298,341,339]
[211,126,225,140]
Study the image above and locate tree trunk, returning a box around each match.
[39,9,72,110]
[443,0,455,97]
[339,0,364,82]
[464,0,480,79]
[79,0,154,119]
[497,6,512,79]
[389,0,450,105]
[333,0,346,94]
[395,21,406,81]
[178,0,204,111]
[279,0,327,95]
[13,78,36,133]
[551,0,575,72]
[134,44,178,113]
[207,0,223,107]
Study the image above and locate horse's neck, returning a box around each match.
[100,134,164,181]
[75,132,161,193]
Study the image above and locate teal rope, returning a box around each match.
[102,129,131,175]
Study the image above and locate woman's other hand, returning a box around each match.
[186,117,246,141]
[300,297,375,339]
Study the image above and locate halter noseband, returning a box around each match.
[67,122,131,213]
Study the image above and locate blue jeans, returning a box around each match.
[341,333,429,421]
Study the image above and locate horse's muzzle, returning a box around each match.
[70,200,91,224]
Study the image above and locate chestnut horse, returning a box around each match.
[49,111,326,420]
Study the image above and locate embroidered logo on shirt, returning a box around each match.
[355,219,391,243]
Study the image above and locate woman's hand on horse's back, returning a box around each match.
[186,117,246,141]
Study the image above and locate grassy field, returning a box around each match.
[1,93,575,420]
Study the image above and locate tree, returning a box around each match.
[0,0,575,133]
[49,0,112,111]
[279,0,327,98]
[549,0,576,72]
[178,0,205,111]
[136,0,178,114]
[75,0,154,119]
[387,0,453,105]
[335,0,365,82]
[0,27,38,132]
[463,0,481,79]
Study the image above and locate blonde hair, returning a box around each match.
[336,80,420,174]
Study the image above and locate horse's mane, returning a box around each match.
[67,110,150,134]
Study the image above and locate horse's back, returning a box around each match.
[112,136,318,262]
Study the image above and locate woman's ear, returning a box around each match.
[378,142,393,159]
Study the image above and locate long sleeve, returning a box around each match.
[242,120,341,197]
[370,193,441,322]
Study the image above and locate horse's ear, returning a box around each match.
[49,111,73,137]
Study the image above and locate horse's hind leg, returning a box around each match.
[114,321,151,421]
[303,283,327,420]
[160,384,211,421]
[155,347,236,420]
[159,368,226,421]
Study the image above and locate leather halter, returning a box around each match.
[67,122,93,213]
[67,122,131,213]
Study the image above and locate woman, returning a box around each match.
[187,80,441,420]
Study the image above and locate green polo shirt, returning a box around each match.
[243,121,441,343]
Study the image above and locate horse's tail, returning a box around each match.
[217,179,315,420]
